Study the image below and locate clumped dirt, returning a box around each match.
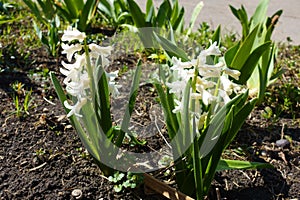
[0,39,299,199]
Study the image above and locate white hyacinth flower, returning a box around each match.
[200,41,221,57]
[217,89,231,105]
[172,99,183,113]
[65,73,90,97]
[60,27,115,118]
[89,44,113,56]
[61,53,86,71]
[106,70,121,97]
[64,98,87,117]
[61,43,83,62]
[171,57,193,71]
[60,67,80,85]
[223,67,241,80]
[200,88,216,106]
[61,26,86,42]
[166,80,187,97]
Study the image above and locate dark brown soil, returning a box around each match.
[0,42,299,200]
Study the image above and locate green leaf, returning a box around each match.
[170,0,179,25]
[154,84,177,139]
[114,184,123,193]
[217,159,273,171]
[186,1,204,36]
[230,25,260,71]
[115,60,143,146]
[224,98,258,147]
[50,72,69,114]
[127,0,146,28]
[199,104,226,158]
[78,0,97,31]
[145,0,155,23]
[224,42,240,67]
[237,41,271,84]
[193,135,204,200]
[95,58,112,134]
[229,5,239,20]
[250,0,269,30]
[98,0,113,18]
[50,72,99,160]
[211,25,221,45]
[64,0,83,19]
[156,0,170,27]
[229,5,249,38]
[154,33,189,61]
[181,80,191,147]
[172,7,184,32]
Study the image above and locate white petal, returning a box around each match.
[172,99,183,113]
[200,41,221,57]
[64,98,87,117]
[62,43,83,62]
[89,44,112,56]
[218,89,231,104]
[61,27,86,42]
[220,75,233,95]
[223,67,241,80]
[166,80,186,97]
[171,57,193,71]
[201,89,216,105]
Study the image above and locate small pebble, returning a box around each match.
[72,189,83,199]
[275,139,290,148]
[261,150,267,157]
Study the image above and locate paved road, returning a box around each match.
[135,0,300,45]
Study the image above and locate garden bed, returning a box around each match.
[0,43,299,199]
[0,1,300,199]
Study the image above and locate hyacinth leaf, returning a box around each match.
[237,41,271,84]
[193,133,203,200]
[55,4,73,23]
[50,72,70,115]
[80,101,102,152]
[224,98,258,148]
[154,83,179,140]
[95,61,112,134]
[23,0,46,24]
[198,97,239,160]
[265,10,283,39]
[146,0,155,23]
[168,22,176,44]
[115,61,143,147]
[170,0,179,25]
[78,0,98,31]
[172,7,185,32]
[250,0,269,31]
[224,42,240,67]
[230,25,259,70]
[50,72,99,160]
[156,0,170,27]
[201,107,234,193]
[127,0,146,28]
[98,0,113,18]
[181,80,191,148]
[200,93,255,194]
[217,159,273,171]
[186,1,204,36]
[154,33,189,61]
[63,0,84,19]
[211,25,221,45]
[229,5,249,38]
